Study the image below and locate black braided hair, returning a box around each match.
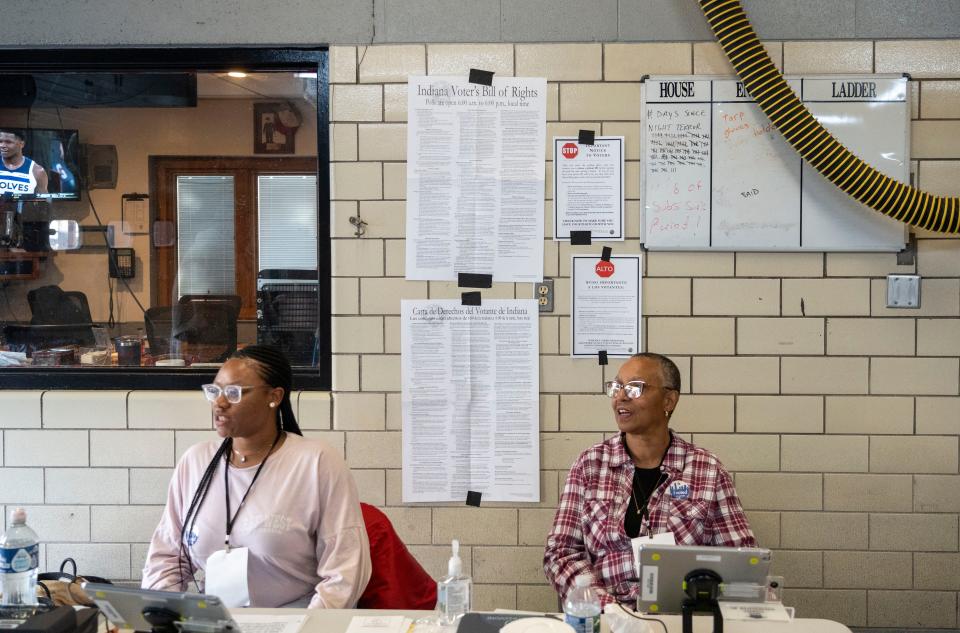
[177,437,231,590]
[231,344,302,436]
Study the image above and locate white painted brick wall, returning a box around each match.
[0,469,43,503]
[128,392,212,429]
[20,506,90,542]
[91,431,174,467]
[0,392,41,428]
[129,468,174,504]
[174,430,219,461]
[6,431,88,467]
[45,543,130,580]
[90,506,164,543]
[45,469,129,504]
[42,391,127,428]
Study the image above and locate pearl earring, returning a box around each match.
[269,402,277,409]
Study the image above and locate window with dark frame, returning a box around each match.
[0,48,331,390]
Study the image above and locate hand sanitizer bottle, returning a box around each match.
[437,539,471,625]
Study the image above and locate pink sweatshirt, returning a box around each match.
[142,433,371,608]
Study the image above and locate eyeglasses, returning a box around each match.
[201,384,269,404]
[604,380,675,400]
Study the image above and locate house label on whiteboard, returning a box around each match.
[644,80,713,247]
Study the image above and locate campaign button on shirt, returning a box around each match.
[667,481,691,500]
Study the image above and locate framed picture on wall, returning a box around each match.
[253,101,301,154]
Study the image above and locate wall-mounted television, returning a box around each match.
[0,127,80,200]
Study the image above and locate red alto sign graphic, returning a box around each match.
[561,142,579,159]
[595,260,615,278]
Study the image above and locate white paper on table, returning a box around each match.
[343,615,411,633]
[401,299,540,503]
[205,547,250,608]
[570,254,642,357]
[553,136,625,241]
[405,75,546,283]
[232,614,308,633]
[718,602,792,622]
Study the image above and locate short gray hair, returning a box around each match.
[629,352,680,391]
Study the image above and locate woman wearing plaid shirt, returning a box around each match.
[543,353,756,608]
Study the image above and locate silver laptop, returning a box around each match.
[82,583,240,632]
[635,544,772,614]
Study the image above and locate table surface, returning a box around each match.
[237,609,853,633]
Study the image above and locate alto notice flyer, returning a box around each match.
[570,254,642,357]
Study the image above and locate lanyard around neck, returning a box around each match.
[223,430,282,551]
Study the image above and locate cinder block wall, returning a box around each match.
[3,40,960,629]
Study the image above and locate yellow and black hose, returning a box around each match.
[697,0,960,234]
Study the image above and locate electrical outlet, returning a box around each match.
[535,278,554,313]
[886,274,920,308]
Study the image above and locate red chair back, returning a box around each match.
[358,503,438,610]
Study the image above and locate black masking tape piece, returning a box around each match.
[601,246,612,261]
[598,350,608,366]
[466,490,482,507]
[578,129,596,145]
[468,69,494,86]
[461,291,482,306]
[458,272,493,288]
[570,230,592,245]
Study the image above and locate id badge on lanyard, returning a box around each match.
[206,547,250,607]
[630,531,676,579]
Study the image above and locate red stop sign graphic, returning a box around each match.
[561,143,579,159]
[595,260,615,278]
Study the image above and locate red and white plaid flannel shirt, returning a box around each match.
[543,432,756,607]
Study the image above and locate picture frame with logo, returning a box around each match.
[253,101,302,154]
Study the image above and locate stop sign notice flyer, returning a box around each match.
[570,254,642,357]
[553,136,625,241]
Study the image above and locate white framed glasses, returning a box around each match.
[604,380,648,399]
[201,383,268,404]
[605,380,677,399]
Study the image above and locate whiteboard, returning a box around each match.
[642,76,909,251]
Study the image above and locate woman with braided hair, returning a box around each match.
[142,345,371,608]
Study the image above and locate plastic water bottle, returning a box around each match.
[563,575,601,633]
[0,508,39,619]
